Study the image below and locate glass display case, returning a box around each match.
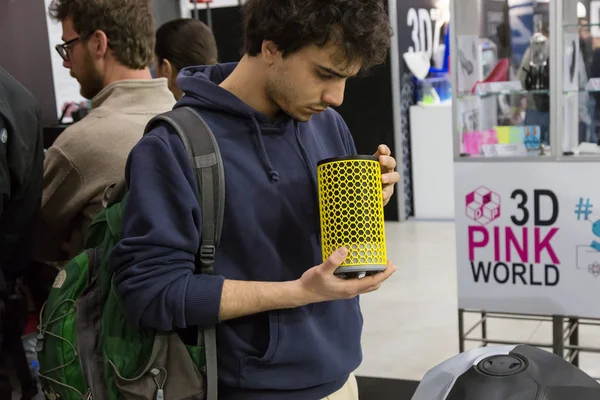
[450,0,600,160]
[450,1,600,369]
[558,0,600,158]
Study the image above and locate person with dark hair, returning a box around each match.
[110,1,398,399]
[155,18,218,99]
[0,67,44,399]
[36,0,175,263]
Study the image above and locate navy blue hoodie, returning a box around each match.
[110,63,363,399]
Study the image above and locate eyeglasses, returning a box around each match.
[55,37,82,62]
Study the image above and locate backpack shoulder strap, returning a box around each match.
[144,107,225,273]
[144,106,223,400]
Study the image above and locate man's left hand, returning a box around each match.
[374,145,400,206]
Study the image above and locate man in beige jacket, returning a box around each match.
[37,0,176,263]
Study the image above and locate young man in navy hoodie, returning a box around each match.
[110,0,399,398]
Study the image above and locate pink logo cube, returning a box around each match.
[466,187,501,225]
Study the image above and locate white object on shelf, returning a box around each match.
[474,81,523,96]
[563,33,580,92]
[480,143,528,157]
[403,52,431,81]
[577,142,600,154]
[563,94,579,152]
[456,35,482,93]
[585,78,600,91]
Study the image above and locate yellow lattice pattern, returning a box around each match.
[317,158,387,267]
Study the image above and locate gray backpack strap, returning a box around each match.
[144,106,223,400]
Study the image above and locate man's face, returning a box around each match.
[61,17,104,99]
[265,43,361,122]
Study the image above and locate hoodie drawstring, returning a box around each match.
[250,115,280,183]
[294,122,318,192]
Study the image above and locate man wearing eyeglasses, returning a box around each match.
[35,0,175,263]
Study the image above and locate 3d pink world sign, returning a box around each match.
[455,150,600,318]
[466,188,560,287]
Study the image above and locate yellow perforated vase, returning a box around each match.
[317,156,387,276]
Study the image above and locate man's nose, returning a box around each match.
[322,80,346,108]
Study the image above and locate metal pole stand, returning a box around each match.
[206,2,213,29]
[459,310,600,380]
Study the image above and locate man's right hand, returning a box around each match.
[294,248,397,306]
[219,248,396,321]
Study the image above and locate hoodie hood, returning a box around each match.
[177,63,277,123]
[176,63,286,182]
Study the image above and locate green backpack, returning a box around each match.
[37,107,224,400]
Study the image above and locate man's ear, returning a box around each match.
[261,40,281,66]
[88,30,109,59]
[159,58,173,80]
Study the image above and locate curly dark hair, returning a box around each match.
[242,0,392,72]
[48,0,155,69]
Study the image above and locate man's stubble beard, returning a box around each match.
[77,51,105,100]
[265,70,303,121]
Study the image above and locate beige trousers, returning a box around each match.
[321,374,359,400]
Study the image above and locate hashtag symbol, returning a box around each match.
[575,198,593,220]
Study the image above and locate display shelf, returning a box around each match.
[563,89,600,94]
[563,23,600,28]
[459,150,550,158]
[450,0,600,160]
[456,147,553,162]
[560,154,600,160]
[457,89,549,99]
[559,147,600,160]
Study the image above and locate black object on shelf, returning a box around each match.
[71,107,88,122]
[43,124,69,149]
[43,102,90,148]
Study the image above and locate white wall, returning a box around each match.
[153,0,181,26]
[410,104,455,220]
